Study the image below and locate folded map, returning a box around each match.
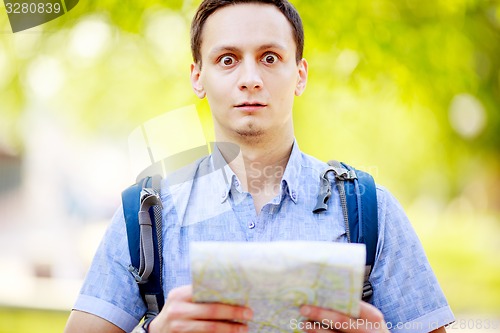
[190,241,366,333]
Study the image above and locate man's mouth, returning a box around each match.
[235,102,267,109]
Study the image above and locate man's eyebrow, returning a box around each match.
[208,46,240,58]
[256,43,288,52]
[208,43,288,57]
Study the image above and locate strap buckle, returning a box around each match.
[140,188,162,209]
[333,167,357,181]
[128,265,147,284]
[362,280,373,300]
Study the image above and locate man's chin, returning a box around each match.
[236,129,263,137]
[235,128,265,143]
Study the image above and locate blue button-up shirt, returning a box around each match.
[74,141,454,332]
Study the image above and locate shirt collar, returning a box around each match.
[280,139,301,204]
[212,140,302,204]
[210,143,239,203]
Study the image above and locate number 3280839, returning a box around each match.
[5,2,62,14]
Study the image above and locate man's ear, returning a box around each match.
[295,58,308,96]
[190,63,206,99]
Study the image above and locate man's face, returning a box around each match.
[191,3,307,143]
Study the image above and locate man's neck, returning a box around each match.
[217,135,294,213]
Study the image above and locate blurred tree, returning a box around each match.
[0,0,499,207]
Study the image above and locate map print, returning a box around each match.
[191,241,366,333]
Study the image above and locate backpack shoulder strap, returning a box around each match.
[313,160,378,301]
[122,175,165,318]
[339,162,378,267]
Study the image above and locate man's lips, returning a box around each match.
[234,102,267,111]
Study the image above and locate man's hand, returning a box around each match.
[149,285,253,333]
[299,301,390,333]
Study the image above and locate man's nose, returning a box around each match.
[238,60,263,91]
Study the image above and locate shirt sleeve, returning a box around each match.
[72,206,146,332]
[370,186,455,333]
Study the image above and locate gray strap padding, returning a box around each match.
[138,211,154,282]
[364,265,372,279]
[144,295,160,314]
[151,176,163,278]
[329,161,351,242]
[136,188,162,284]
[362,265,374,299]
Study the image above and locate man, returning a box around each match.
[64,1,455,332]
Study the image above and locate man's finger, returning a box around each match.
[358,301,385,325]
[166,285,194,302]
[165,301,253,321]
[167,319,249,333]
[299,303,388,333]
[300,305,346,323]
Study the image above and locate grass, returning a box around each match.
[0,308,69,333]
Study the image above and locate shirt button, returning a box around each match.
[291,190,297,200]
[248,222,255,229]
[234,179,240,187]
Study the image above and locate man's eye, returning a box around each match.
[219,55,236,66]
[262,54,278,64]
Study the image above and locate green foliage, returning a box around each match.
[412,210,500,313]
[293,0,500,203]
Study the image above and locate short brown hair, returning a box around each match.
[190,0,304,65]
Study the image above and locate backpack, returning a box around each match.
[121,160,378,321]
